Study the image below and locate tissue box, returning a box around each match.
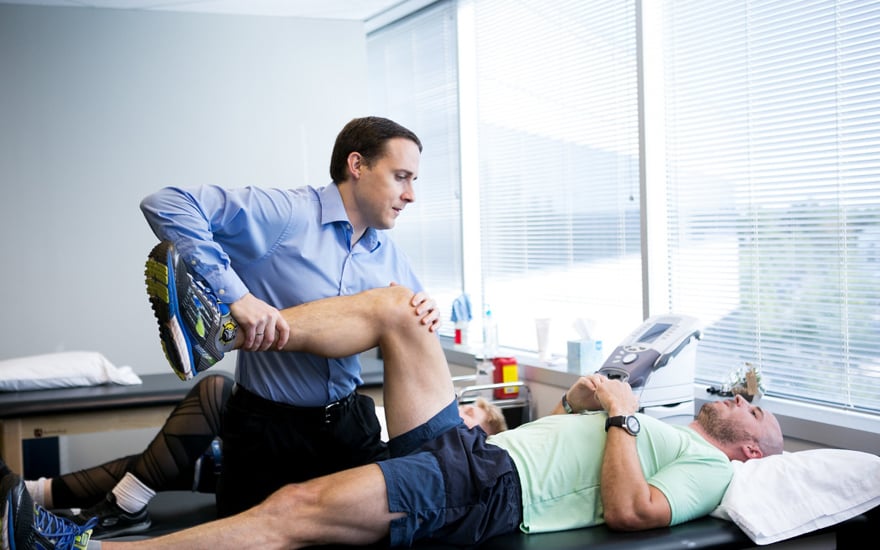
[567,340,604,374]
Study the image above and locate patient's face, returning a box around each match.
[696,398,752,444]
[697,394,778,447]
[458,403,489,432]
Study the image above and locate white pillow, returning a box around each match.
[710,448,880,545]
[0,351,142,391]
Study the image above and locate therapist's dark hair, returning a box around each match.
[329,116,423,183]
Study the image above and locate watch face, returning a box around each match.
[625,416,641,434]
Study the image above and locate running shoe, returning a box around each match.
[192,437,223,493]
[145,241,238,380]
[61,493,151,540]
[1,474,96,550]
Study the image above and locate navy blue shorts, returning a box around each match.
[378,401,523,546]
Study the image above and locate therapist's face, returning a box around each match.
[350,137,420,231]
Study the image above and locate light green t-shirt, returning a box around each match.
[486,412,733,534]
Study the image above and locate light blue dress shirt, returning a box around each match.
[141,184,423,406]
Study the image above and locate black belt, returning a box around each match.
[231,384,356,424]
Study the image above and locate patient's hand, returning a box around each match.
[565,374,606,412]
[595,378,639,417]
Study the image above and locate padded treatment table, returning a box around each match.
[8,371,873,549]
[0,373,227,475]
[106,491,876,549]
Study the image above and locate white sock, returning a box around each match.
[86,541,102,549]
[25,477,53,508]
[111,473,156,514]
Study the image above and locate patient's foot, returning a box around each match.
[145,241,238,380]
[60,493,151,540]
[1,473,96,550]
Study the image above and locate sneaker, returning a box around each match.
[144,241,238,380]
[192,437,223,493]
[62,494,151,540]
[1,473,96,550]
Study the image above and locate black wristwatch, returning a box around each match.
[561,392,575,414]
[605,415,641,436]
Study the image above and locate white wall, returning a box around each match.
[0,4,368,375]
[0,3,370,471]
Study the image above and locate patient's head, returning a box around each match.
[692,394,783,461]
[458,397,508,435]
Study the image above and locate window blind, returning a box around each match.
[470,0,643,356]
[367,0,463,337]
[663,0,880,412]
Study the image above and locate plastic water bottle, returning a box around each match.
[482,306,498,360]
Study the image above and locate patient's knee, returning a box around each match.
[261,482,319,515]
[369,285,418,319]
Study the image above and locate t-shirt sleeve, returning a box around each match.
[648,450,733,525]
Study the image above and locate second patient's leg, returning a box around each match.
[43,373,232,509]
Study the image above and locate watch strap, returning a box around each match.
[562,392,574,414]
[605,415,619,431]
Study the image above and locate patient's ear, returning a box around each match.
[741,442,764,461]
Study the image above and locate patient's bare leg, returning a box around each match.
[191,283,456,442]
[101,287,451,549]
[276,285,457,438]
[103,463,397,550]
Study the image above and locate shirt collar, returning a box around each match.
[318,184,381,252]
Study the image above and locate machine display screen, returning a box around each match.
[638,322,672,344]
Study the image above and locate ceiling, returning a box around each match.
[0,0,408,20]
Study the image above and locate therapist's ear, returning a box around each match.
[348,152,363,179]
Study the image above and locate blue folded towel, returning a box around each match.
[451,294,472,323]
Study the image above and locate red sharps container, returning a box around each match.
[492,357,519,399]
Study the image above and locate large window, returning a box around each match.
[370,0,643,357]
[368,0,880,416]
[367,0,463,322]
[663,0,880,412]
[470,0,642,357]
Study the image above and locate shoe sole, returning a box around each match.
[145,242,195,381]
[91,518,152,541]
[2,473,32,550]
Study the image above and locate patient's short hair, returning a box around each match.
[474,396,508,435]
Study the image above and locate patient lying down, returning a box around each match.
[1,286,782,549]
[17,373,506,542]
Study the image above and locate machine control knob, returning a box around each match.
[622,353,638,364]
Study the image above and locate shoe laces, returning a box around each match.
[34,504,98,547]
[193,277,230,316]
